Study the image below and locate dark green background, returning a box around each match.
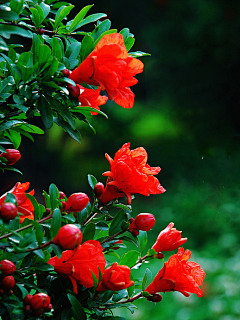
[1,1,240,319]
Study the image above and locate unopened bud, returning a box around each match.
[147,293,162,302]
[1,276,15,290]
[0,203,18,221]
[134,213,155,231]
[65,192,89,212]
[94,182,105,198]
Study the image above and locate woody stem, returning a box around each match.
[131,254,149,268]
[0,213,53,240]
[101,230,125,246]
[25,240,53,253]
[99,292,142,309]
[82,211,99,225]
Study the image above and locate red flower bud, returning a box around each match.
[61,201,66,210]
[54,224,83,250]
[24,305,32,313]
[130,228,139,237]
[147,293,162,302]
[30,293,50,311]
[0,289,4,294]
[23,294,33,305]
[97,262,134,292]
[0,202,18,221]
[94,182,105,198]
[65,192,89,212]
[153,252,164,259]
[0,260,16,276]
[46,208,51,214]
[134,213,155,231]
[62,69,70,77]
[59,191,66,199]
[1,276,15,290]
[45,303,52,312]
[129,218,134,224]
[0,149,21,165]
[152,222,187,252]
[37,28,45,34]
[67,84,80,98]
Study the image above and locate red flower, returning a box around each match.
[97,262,134,292]
[77,85,108,115]
[69,33,144,109]
[0,182,34,223]
[48,240,106,294]
[99,143,166,205]
[0,149,21,165]
[152,222,187,252]
[145,248,205,297]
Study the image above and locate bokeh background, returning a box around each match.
[1,0,240,319]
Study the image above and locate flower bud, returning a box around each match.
[94,182,105,198]
[153,252,164,259]
[0,149,21,165]
[59,191,66,199]
[23,294,33,305]
[67,84,80,98]
[65,192,89,212]
[1,276,15,290]
[24,305,32,313]
[37,28,45,34]
[0,260,16,276]
[147,293,162,302]
[30,293,50,311]
[54,224,83,250]
[130,228,139,237]
[0,202,18,221]
[45,303,53,312]
[62,69,70,77]
[0,289,4,294]
[134,213,155,231]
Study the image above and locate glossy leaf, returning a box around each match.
[82,222,95,242]
[80,34,94,62]
[109,210,127,236]
[50,208,61,238]
[68,4,93,32]
[87,174,98,189]
[142,268,152,290]
[38,96,53,129]
[120,250,139,268]
[54,5,74,30]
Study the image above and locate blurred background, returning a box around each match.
[1,0,240,319]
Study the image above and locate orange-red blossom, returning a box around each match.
[145,247,205,297]
[69,33,144,109]
[0,182,34,223]
[48,240,106,294]
[99,143,166,205]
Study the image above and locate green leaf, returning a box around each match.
[138,230,148,253]
[82,222,95,242]
[54,5,75,30]
[67,293,86,320]
[90,270,98,289]
[38,96,53,129]
[120,250,139,268]
[32,221,43,246]
[37,44,52,71]
[5,193,17,206]
[19,84,32,98]
[43,190,51,208]
[25,194,39,220]
[50,208,61,238]
[47,96,76,130]
[41,57,58,79]
[51,243,63,258]
[53,117,81,144]
[17,52,33,82]
[65,42,81,59]
[19,230,36,248]
[80,34,94,62]
[119,28,133,41]
[15,284,28,299]
[29,7,40,28]
[142,268,152,291]
[109,210,127,236]
[87,174,97,189]
[92,19,111,41]
[36,5,45,25]
[0,120,24,133]
[52,37,62,61]
[0,10,19,21]
[49,183,59,210]
[68,5,93,32]
[0,25,32,39]
[72,13,107,30]
[129,51,151,58]
[125,37,135,51]
[34,263,54,271]
[10,0,24,15]
[40,2,50,19]
[76,202,91,224]
[72,106,108,119]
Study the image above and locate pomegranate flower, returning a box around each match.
[99,143,166,205]
[69,33,144,109]
[77,85,108,115]
[152,222,187,252]
[97,262,134,292]
[48,240,106,294]
[0,182,34,223]
[145,248,205,297]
